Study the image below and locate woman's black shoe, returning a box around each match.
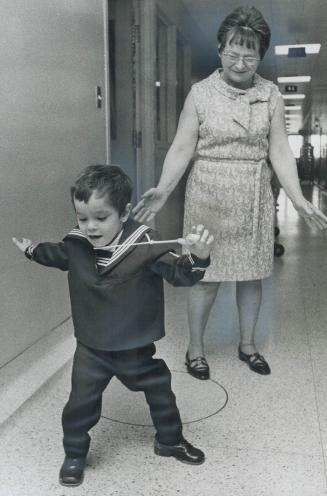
[185,351,210,380]
[238,347,271,375]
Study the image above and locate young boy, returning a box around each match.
[13,164,213,487]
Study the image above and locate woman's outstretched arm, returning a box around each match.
[269,97,327,229]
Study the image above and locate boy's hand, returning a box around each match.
[12,237,33,253]
[178,225,214,260]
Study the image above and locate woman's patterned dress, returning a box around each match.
[183,69,281,281]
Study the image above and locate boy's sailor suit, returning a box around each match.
[25,218,210,457]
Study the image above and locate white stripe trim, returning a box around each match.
[94,230,123,252]
[67,228,87,239]
[188,254,195,265]
[67,225,150,268]
[96,260,112,267]
[95,225,149,267]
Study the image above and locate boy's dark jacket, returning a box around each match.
[27,219,210,351]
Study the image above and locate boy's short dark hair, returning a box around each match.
[71,164,133,215]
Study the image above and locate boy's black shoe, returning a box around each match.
[59,456,86,486]
[154,438,205,465]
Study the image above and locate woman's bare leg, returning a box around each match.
[236,279,262,354]
[187,281,220,359]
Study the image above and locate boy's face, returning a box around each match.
[74,192,130,247]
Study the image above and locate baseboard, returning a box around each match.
[0,319,75,426]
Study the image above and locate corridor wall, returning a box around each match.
[0,0,107,367]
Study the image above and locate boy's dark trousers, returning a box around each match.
[62,341,183,458]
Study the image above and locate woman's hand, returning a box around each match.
[132,188,168,222]
[12,237,33,253]
[179,225,214,260]
[292,198,327,229]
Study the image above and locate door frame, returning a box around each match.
[103,0,111,163]
[104,0,191,204]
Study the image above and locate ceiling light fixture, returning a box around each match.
[277,76,311,83]
[285,105,302,110]
[275,44,321,55]
[282,94,306,100]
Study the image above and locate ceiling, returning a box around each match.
[181,0,327,134]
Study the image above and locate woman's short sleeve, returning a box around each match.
[269,84,282,121]
[190,83,204,124]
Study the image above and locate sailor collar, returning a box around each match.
[65,219,151,271]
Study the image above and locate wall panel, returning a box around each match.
[0,0,107,367]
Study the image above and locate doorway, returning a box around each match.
[107,0,140,202]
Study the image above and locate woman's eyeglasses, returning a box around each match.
[221,51,260,67]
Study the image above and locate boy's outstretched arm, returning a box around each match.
[12,237,69,271]
[150,225,214,287]
[12,237,33,253]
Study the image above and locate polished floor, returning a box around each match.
[1,187,327,496]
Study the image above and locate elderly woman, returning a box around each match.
[134,6,327,379]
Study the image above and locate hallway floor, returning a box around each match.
[1,187,327,496]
